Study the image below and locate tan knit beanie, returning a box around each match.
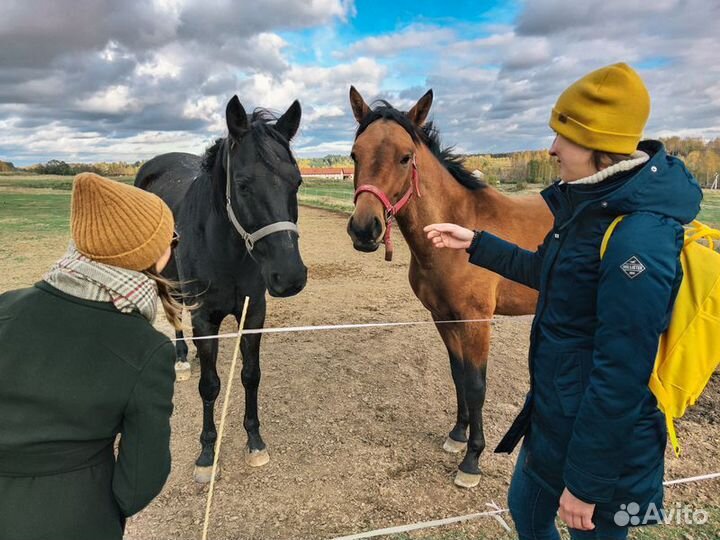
[70,172,174,271]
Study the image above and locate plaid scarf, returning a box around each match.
[44,242,158,322]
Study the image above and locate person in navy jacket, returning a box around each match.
[425,63,702,539]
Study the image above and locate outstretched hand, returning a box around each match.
[424,223,475,250]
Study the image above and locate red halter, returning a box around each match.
[353,155,421,261]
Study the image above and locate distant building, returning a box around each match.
[300,167,354,180]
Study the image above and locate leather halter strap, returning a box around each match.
[225,140,299,252]
[353,155,421,261]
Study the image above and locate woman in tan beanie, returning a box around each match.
[0,172,181,540]
[425,63,702,539]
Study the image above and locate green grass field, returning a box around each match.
[698,190,720,225]
[0,191,71,235]
[298,177,355,213]
[0,174,134,191]
[2,175,719,238]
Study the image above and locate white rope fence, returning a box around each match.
[663,471,720,486]
[171,316,535,342]
[330,472,720,540]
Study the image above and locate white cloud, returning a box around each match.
[136,51,182,79]
[303,104,345,123]
[76,85,140,114]
[183,96,220,120]
[340,25,456,58]
[296,139,352,156]
[0,118,210,163]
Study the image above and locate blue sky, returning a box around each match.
[0,0,718,165]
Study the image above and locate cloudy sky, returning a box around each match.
[1,0,719,166]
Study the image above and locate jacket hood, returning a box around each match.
[603,140,703,223]
[542,140,703,227]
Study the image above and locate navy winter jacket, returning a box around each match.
[468,140,702,519]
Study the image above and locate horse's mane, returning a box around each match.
[201,109,297,173]
[355,101,486,191]
[195,109,298,213]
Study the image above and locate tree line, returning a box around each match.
[464,137,720,187]
[26,160,143,177]
[5,137,719,186]
[297,155,353,168]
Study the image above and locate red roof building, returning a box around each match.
[300,167,354,179]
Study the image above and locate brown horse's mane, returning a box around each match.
[355,101,486,191]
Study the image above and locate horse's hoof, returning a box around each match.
[443,437,467,454]
[454,470,481,489]
[193,464,220,484]
[245,447,270,467]
[175,361,191,381]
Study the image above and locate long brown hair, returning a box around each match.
[142,267,195,331]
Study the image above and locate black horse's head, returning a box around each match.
[221,95,307,297]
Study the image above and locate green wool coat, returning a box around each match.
[0,281,175,540]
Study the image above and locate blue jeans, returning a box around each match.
[508,446,629,540]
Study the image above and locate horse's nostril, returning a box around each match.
[372,216,383,237]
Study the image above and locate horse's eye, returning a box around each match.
[400,154,411,165]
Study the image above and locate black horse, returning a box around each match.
[135,95,307,482]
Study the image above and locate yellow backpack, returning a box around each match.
[601,217,720,457]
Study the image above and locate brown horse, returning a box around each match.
[346,87,553,488]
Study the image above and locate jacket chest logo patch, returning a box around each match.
[620,256,646,279]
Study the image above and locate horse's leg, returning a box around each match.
[443,350,469,453]
[434,319,469,454]
[192,315,222,484]
[454,321,491,489]
[174,329,191,381]
[236,303,268,467]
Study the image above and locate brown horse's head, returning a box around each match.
[346,86,433,253]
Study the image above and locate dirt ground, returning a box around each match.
[2,205,718,540]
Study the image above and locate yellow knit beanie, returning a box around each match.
[70,172,174,271]
[549,63,650,154]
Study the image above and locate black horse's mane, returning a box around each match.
[195,109,297,213]
[355,101,486,191]
[201,108,296,173]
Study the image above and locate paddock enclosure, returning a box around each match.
[1,188,719,539]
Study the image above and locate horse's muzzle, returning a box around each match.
[266,266,307,298]
[352,239,380,253]
[347,214,383,252]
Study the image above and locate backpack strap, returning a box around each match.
[684,220,720,249]
[667,416,681,457]
[600,215,627,259]
[601,214,683,457]
[604,218,720,256]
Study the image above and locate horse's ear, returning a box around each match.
[349,85,370,123]
[406,89,433,126]
[226,95,249,140]
[276,100,302,141]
